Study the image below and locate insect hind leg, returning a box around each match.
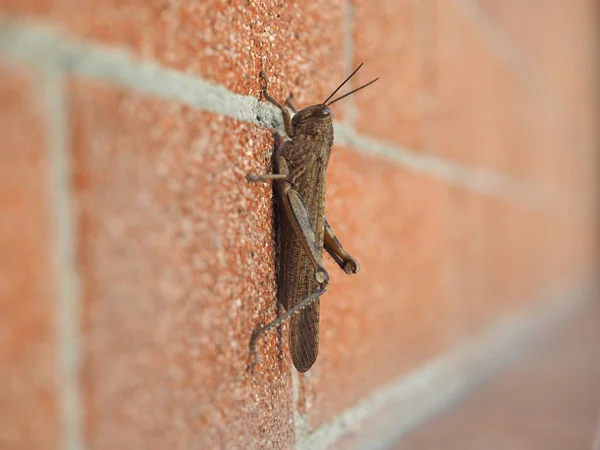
[248,282,328,372]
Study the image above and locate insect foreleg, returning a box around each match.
[246,153,290,183]
[246,173,287,182]
[259,71,293,138]
[285,93,298,113]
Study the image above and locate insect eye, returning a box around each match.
[317,109,331,118]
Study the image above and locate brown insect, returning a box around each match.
[247,64,378,372]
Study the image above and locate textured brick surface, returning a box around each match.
[425,0,599,194]
[293,148,450,427]
[444,186,485,335]
[69,81,294,450]
[0,65,58,450]
[459,193,587,335]
[425,1,534,180]
[2,0,347,105]
[353,0,424,149]
[0,1,598,448]
[396,300,600,450]
[477,0,598,103]
[479,198,531,315]
[1,0,52,15]
[476,0,599,195]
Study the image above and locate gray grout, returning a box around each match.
[296,283,593,450]
[0,19,574,216]
[43,65,84,449]
[334,123,569,214]
[292,371,311,442]
[0,19,282,130]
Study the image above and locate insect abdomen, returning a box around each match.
[278,157,327,372]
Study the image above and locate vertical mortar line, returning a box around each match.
[343,0,357,127]
[292,370,310,442]
[43,64,84,450]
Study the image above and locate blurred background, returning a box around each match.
[1,1,598,449]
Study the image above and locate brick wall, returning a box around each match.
[0,1,598,449]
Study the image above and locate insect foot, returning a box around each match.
[343,257,360,274]
[245,173,262,182]
[315,268,329,284]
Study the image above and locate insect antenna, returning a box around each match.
[326,77,379,106]
[323,62,365,105]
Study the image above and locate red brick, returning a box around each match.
[423,0,590,193]
[69,81,294,449]
[446,190,522,336]
[426,1,599,195]
[477,0,598,104]
[3,0,347,104]
[444,187,590,337]
[547,215,598,288]
[478,198,546,322]
[443,186,485,336]
[477,0,600,196]
[1,2,597,448]
[0,65,59,449]
[353,0,425,149]
[1,1,52,16]
[296,148,450,427]
[425,1,536,179]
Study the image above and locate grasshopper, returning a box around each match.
[247,64,378,372]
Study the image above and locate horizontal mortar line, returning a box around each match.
[334,124,566,214]
[0,19,571,215]
[296,283,593,450]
